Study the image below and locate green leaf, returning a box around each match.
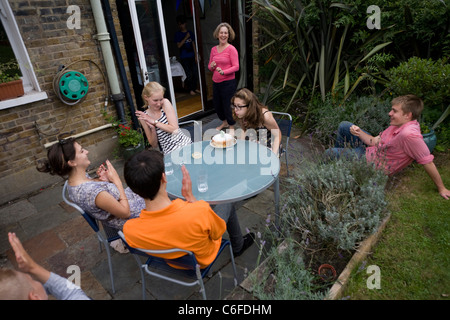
[319,45,325,101]
[359,42,392,64]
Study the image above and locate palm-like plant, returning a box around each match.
[252,0,391,110]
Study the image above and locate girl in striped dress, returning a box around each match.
[136,82,191,154]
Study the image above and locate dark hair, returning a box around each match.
[232,88,266,130]
[176,15,186,25]
[36,138,77,177]
[124,149,164,201]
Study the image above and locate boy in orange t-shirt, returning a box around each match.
[122,149,254,268]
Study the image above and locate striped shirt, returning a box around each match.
[152,109,191,154]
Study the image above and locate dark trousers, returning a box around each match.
[212,203,244,253]
[180,57,198,92]
[213,79,236,126]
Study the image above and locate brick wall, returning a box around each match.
[0,0,133,204]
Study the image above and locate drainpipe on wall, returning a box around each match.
[90,0,126,124]
[101,0,139,130]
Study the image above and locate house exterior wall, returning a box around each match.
[0,0,132,204]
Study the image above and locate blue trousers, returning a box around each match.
[324,121,368,159]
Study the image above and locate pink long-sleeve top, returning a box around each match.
[365,120,434,175]
[208,44,239,83]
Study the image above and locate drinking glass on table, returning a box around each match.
[197,169,208,193]
[165,159,173,175]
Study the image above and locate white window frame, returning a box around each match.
[0,1,47,110]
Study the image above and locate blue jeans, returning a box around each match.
[324,121,368,159]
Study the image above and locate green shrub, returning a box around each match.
[0,59,21,83]
[310,95,391,145]
[281,156,388,251]
[386,57,450,121]
[435,122,450,152]
[251,239,327,300]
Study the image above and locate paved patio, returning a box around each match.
[0,114,321,300]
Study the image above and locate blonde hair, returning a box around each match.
[213,22,235,42]
[0,269,32,300]
[141,82,166,108]
[391,94,424,120]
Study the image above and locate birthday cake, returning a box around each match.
[211,132,235,148]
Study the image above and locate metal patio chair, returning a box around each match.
[179,119,201,142]
[118,230,238,300]
[62,180,119,293]
[271,111,293,176]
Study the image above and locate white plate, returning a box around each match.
[210,138,237,149]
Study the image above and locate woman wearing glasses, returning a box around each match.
[208,22,239,132]
[232,88,281,155]
[36,138,145,232]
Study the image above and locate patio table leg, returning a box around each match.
[274,176,280,229]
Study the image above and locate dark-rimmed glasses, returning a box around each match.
[231,104,248,111]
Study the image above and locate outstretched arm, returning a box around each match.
[8,232,50,284]
[423,162,450,200]
[350,125,380,146]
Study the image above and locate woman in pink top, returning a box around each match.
[326,95,450,199]
[208,22,239,131]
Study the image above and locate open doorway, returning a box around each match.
[115,0,249,119]
[161,0,204,118]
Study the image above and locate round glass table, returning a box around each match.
[164,140,280,210]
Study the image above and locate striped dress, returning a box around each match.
[149,108,191,154]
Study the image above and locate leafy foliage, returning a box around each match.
[386,57,450,110]
[281,156,388,251]
[310,95,391,145]
[252,0,392,110]
[115,123,143,148]
[376,0,450,60]
[251,239,327,300]
[103,111,143,148]
[0,59,21,84]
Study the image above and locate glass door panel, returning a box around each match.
[129,0,177,114]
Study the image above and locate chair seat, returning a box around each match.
[140,238,228,279]
[118,231,237,300]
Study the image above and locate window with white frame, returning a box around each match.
[0,1,47,110]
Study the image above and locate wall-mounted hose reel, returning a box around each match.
[53,65,90,105]
[59,71,89,100]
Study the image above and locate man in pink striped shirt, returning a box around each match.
[328,95,449,199]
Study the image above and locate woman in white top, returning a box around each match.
[136,82,191,154]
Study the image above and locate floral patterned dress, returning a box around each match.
[67,176,145,230]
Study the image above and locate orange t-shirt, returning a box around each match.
[123,199,226,268]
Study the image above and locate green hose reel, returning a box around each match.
[58,71,89,100]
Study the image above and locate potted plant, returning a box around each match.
[104,111,145,159]
[0,59,24,101]
[420,122,437,153]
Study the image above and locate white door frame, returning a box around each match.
[128,0,178,117]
